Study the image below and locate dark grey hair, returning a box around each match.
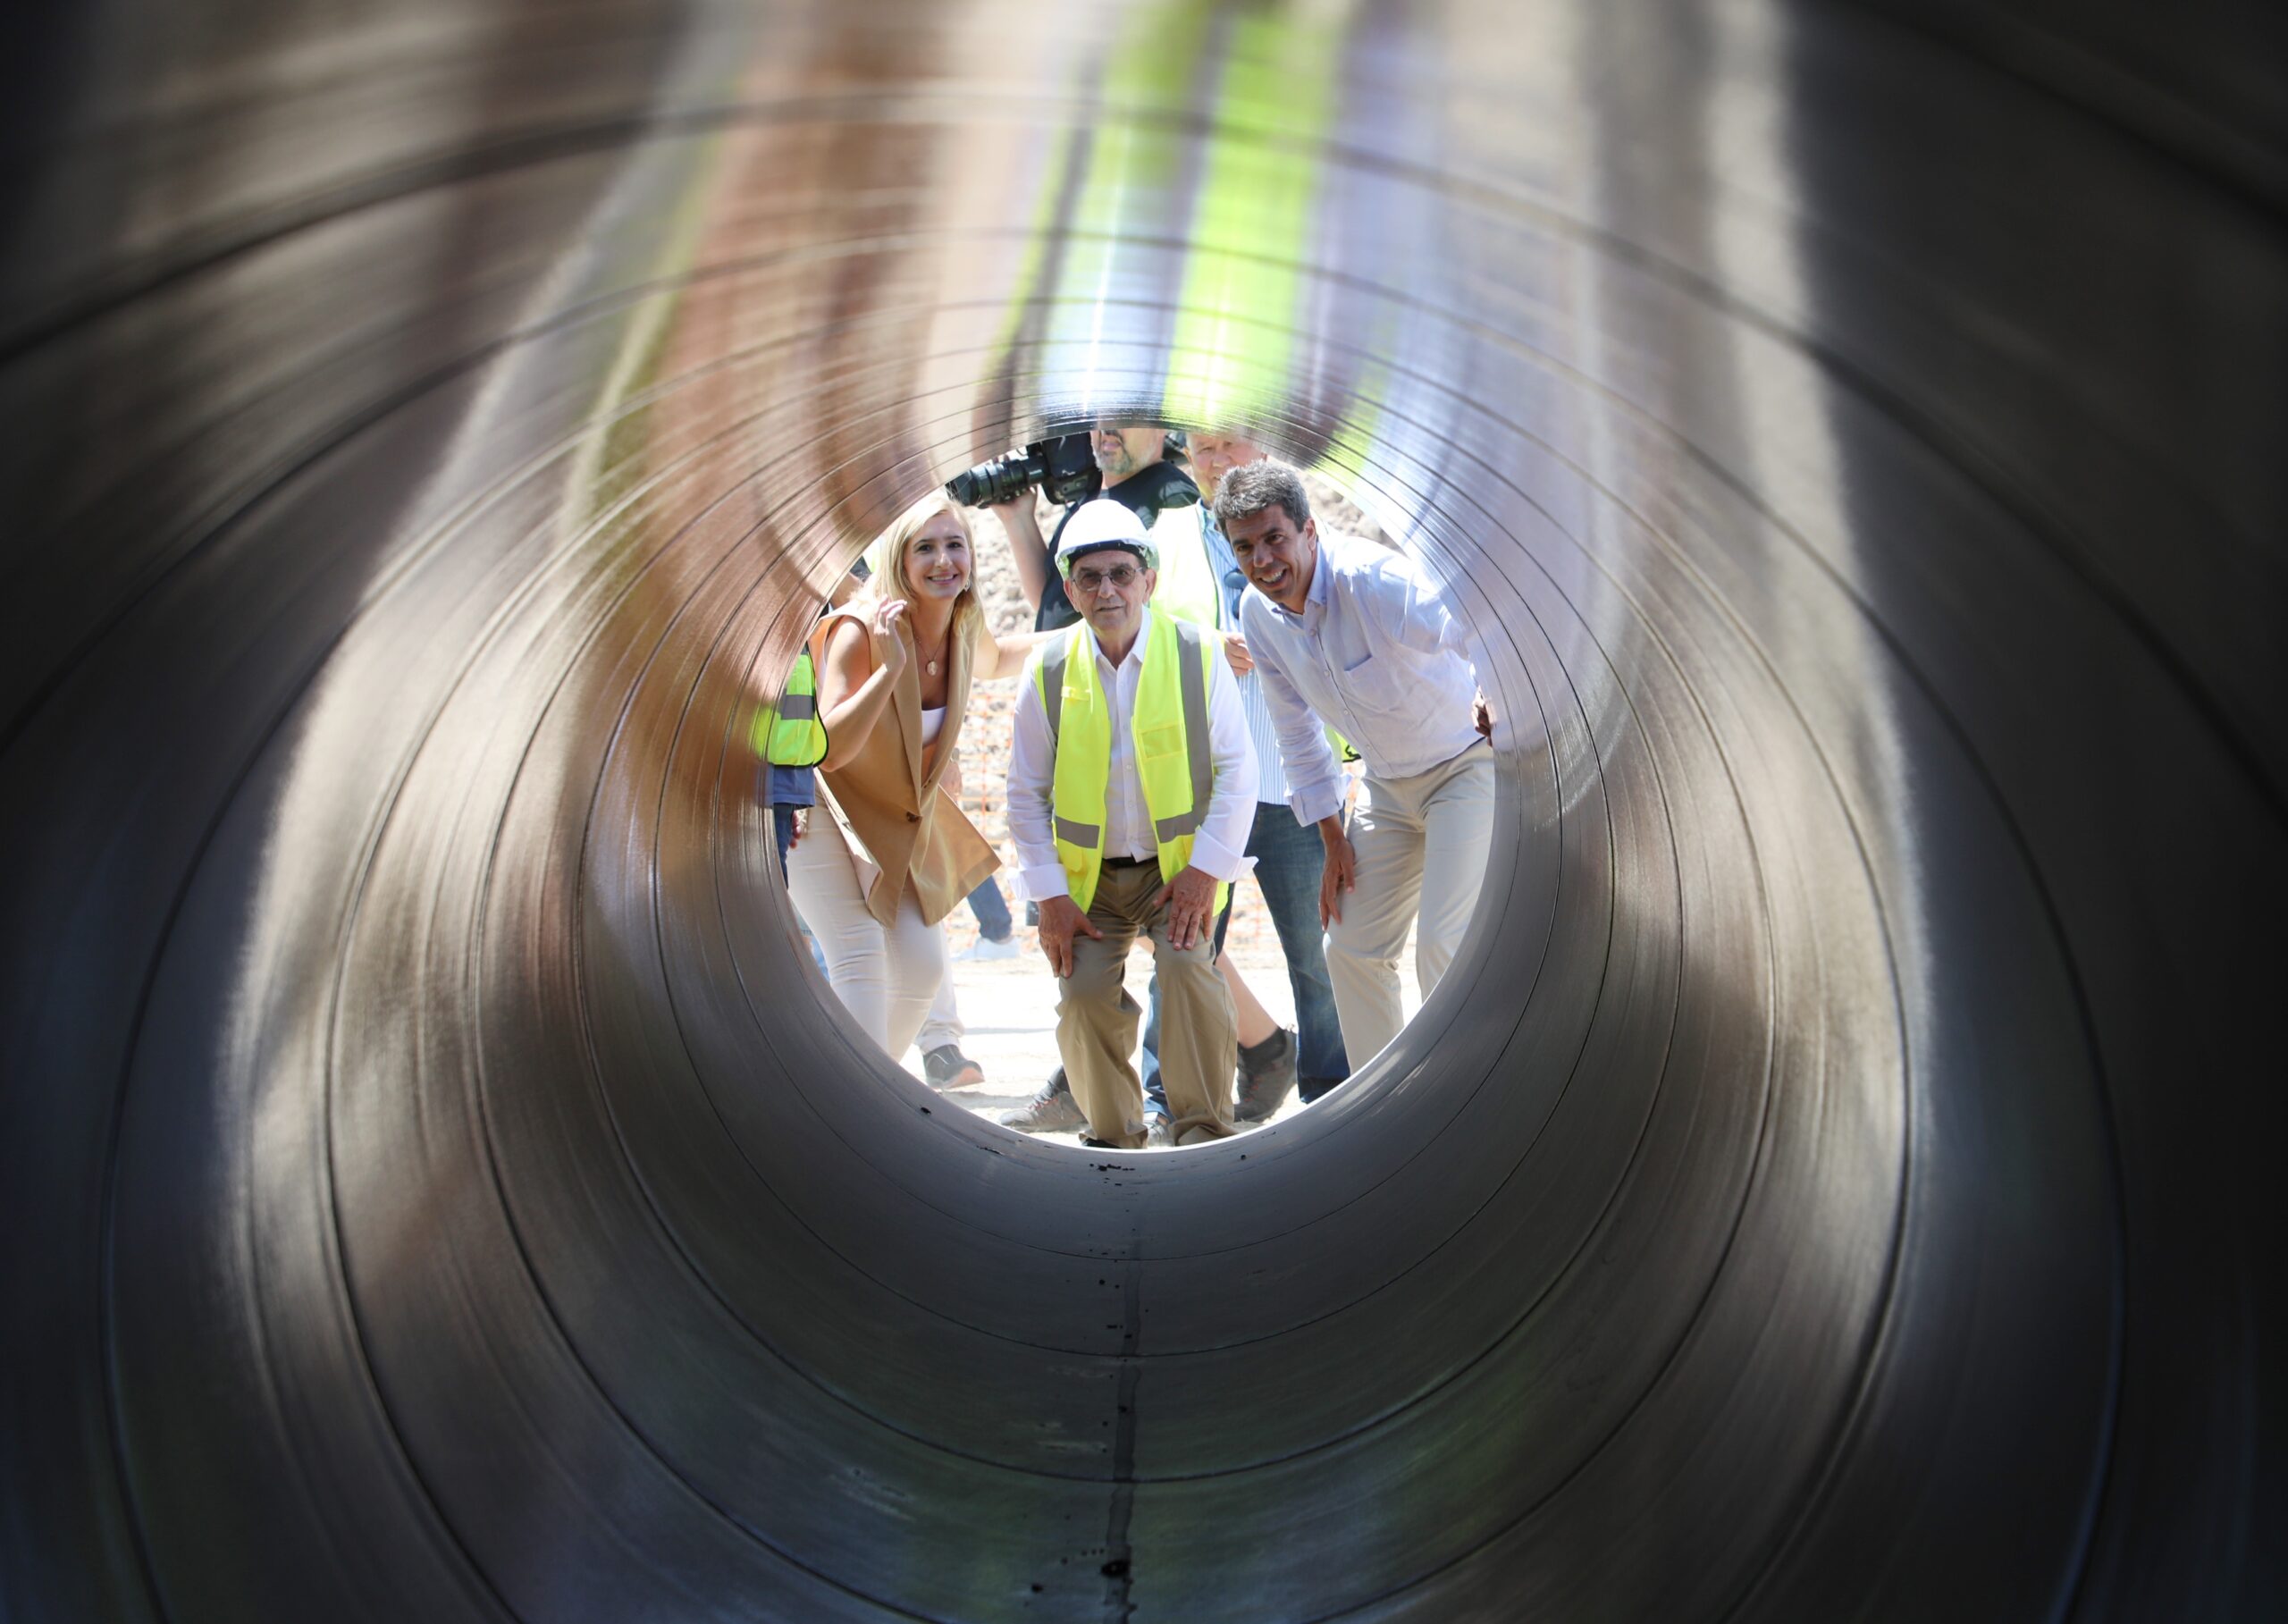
[1213,460,1310,535]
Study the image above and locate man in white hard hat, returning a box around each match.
[1004,501,1258,1149]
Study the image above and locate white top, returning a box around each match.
[1006,609,1259,903]
[920,705,946,748]
[1239,529,1484,826]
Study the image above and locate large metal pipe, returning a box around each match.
[3,2,2279,1618]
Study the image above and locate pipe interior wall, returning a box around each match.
[2,1,2281,1619]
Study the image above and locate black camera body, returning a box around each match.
[944,433,1101,509]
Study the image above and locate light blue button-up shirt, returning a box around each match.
[1238,529,1483,827]
[1193,506,1291,805]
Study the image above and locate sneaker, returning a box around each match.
[998,1069,1086,1133]
[954,934,1020,963]
[1146,1115,1174,1149]
[922,1044,983,1090]
[1232,1029,1300,1124]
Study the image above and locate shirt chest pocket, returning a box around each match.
[1137,722,1186,764]
[1339,650,1409,712]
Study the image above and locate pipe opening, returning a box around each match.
[747,441,1513,1159]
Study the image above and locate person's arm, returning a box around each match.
[1242,595,1355,927]
[970,621,1060,681]
[816,602,908,772]
[1005,663,1062,899]
[1244,598,1345,829]
[1381,550,1476,661]
[1005,654,1101,975]
[1154,651,1258,950]
[1375,551,1494,739]
[1315,811,1357,928]
[992,497,1053,613]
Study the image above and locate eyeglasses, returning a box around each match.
[1070,564,1142,592]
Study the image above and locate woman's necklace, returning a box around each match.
[921,625,951,677]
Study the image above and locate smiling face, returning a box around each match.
[1189,432,1262,501]
[1062,547,1157,652]
[902,510,972,604]
[1090,424,1166,486]
[1224,503,1319,613]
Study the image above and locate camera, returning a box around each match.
[944,433,1101,509]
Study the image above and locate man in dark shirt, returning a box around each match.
[989,423,1201,633]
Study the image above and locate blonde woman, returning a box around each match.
[786,496,1041,1067]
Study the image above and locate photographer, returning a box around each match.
[988,423,1203,632]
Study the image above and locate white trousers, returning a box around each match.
[917,955,963,1053]
[785,810,952,1060]
[1324,741,1496,1067]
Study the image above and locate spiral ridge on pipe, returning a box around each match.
[2,2,2280,1619]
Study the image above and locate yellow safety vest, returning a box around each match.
[1150,506,1224,632]
[756,648,828,767]
[1040,612,1228,916]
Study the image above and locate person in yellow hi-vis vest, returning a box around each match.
[758,557,870,878]
[1005,501,1259,1149]
[989,424,1297,1143]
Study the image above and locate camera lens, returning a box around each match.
[945,450,1040,509]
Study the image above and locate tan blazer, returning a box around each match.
[811,608,999,927]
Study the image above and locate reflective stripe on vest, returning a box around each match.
[757,649,829,767]
[1039,613,1228,916]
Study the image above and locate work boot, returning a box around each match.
[1232,1029,1299,1125]
[999,1068,1085,1133]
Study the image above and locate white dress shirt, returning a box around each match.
[1007,608,1259,903]
[1238,530,1483,827]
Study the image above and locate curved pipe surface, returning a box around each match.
[2,2,2281,1619]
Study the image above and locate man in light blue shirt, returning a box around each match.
[1189,433,1350,1116]
[1218,462,1495,1068]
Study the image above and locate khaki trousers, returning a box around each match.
[1057,862,1237,1148]
[1325,740,1496,1068]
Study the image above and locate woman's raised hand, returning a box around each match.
[871,598,912,676]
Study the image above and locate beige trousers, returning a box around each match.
[1325,741,1496,1067]
[1056,862,1237,1148]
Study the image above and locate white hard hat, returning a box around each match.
[1055,500,1158,575]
